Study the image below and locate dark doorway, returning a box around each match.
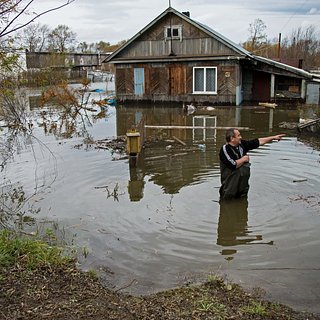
[252,71,270,101]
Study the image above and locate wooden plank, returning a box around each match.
[145,125,250,130]
[259,102,277,108]
[172,135,186,146]
[297,118,320,129]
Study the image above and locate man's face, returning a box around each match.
[231,129,242,146]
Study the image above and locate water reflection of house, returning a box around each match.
[126,143,219,197]
[104,6,320,105]
[116,106,217,143]
[116,107,220,198]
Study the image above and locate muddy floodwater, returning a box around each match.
[2,84,320,314]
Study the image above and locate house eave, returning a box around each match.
[253,55,313,79]
[107,55,248,64]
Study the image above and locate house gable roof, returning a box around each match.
[103,7,315,81]
[104,6,253,63]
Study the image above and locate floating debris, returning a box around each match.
[278,122,298,129]
[74,136,127,159]
[293,179,308,183]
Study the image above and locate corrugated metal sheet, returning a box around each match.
[306,83,320,105]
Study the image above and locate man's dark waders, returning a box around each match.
[219,163,251,200]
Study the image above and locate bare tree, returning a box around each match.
[77,41,89,53]
[16,23,50,51]
[76,40,127,54]
[242,18,268,54]
[281,25,320,70]
[47,24,77,52]
[0,0,75,169]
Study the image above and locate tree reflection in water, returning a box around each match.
[1,80,111,234]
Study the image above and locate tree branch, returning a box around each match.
[0,0,34,38]
[0,0,75,38]
[0,0,24,17]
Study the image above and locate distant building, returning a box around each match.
[25,51,113,79]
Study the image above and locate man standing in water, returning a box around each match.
[219,128,285,200]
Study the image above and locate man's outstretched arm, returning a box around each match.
[259,134,286,146]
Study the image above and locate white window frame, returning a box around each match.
[193,66,217,94]
[164,25,182,41]
[192,116,217,141]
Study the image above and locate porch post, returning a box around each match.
[270,74,275,101]
[236,64,242,106]
[301,79,306,100]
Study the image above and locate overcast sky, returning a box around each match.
[28,0,320,44]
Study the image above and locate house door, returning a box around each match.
[169,65,186,96]
[134,68,144,96]
[252,71,270,101]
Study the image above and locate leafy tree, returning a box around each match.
[96,41,111,52]
[107,40,127,52]
[38,79,110,139]
[47,25,77,52]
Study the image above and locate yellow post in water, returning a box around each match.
[126,130,141,155]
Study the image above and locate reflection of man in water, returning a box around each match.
[217,198,249,250]
[217,198,273,256]
[219,128,285,200]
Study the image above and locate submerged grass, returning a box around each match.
[0,230,73,269]
[1,230,319,320]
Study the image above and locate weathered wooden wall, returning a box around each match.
[26,52,110,69]
[116,14,236,59]
[115,60,240,104]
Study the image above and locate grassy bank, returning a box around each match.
[0,230,319,320]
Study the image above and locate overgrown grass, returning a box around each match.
[0,230,73,269]
[240,300,268,316]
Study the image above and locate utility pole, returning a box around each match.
[277,33,282,60]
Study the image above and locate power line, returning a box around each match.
[279,0,309,33]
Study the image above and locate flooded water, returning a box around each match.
[1,83,320,313]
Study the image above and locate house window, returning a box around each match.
[165,25,182,41]
[193,67,217,94]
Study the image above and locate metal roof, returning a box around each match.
[253,55,314,79]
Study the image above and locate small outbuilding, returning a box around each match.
[104,6,318,105]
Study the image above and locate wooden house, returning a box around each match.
[104,7,318,105]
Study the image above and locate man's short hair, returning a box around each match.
[226,128,236,142]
